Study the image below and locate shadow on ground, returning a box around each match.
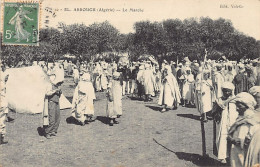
[177,114,201,121]
[145,105,162,112]
[96,116,110,125]
[66,116,82,125]
[153,138,226,167]
[128,96,143,101]
[182,104,197,108]
[37,127,45,136]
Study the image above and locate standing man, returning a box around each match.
[44,73,62,139]
[106,72,123,126]
[199,70,214,122]
[212,82,238,164]
[182,68,194,107]
[224,63,235,83]
[233,64,247,95]
[158,65,181,112]
[143,63,156,101]
[213,64,225,99]
[129,63,138,96]
[170,61,177,78]
[177,63,185,104]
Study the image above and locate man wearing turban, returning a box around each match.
[228,92,260,167]
[233,64,248,95]
[212,64,225,99]
[71,73,96,126]
[158,65,181,112]
[106,72,123,126]
[212,82,238,164]
[198,70,214,122]
[249,86,260,112]
[182,67,195,107]
[142,63,156,102]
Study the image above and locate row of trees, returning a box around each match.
[1,17,260,66]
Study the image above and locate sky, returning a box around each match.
[26,0,260,40]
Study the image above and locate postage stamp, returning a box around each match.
[2,1,40,45]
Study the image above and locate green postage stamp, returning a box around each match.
[2,1,40,45]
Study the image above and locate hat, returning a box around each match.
[235,92,257,110]
[249,86,260,96]
[221,82,235,90]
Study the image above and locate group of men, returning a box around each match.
[1,56,260,167]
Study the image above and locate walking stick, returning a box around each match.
[200,49,208,157]
[201,119,207,156]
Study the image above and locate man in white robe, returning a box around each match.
[137,65,145,99]
[71,73,96,126]
[158,65,181,112]
[228,92,259,167]
[106,72,123,126]
[143,63,156,101]
[182,67,194,107]
[212,82,238,164]
[213,64,225,99]
[93,63,102,92]
[73,66,79,85]
[198,70,214,122]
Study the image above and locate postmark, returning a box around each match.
[2,1,40,45]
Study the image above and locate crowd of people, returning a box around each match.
[0,56,260,167]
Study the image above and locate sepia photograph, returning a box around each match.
[0,0,260,166]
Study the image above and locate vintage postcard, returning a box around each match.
[0,0,260,167]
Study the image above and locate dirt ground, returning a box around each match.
[0,77,229,167]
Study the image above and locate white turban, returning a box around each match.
[235,92,257,110]
[249,86,260,96]
[221,82,235,90]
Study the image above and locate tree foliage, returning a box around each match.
[1,18,259,66]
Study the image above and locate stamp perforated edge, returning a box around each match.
[1,0,42,46]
